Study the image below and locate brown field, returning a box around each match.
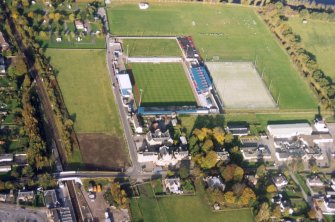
[78,133,130,171]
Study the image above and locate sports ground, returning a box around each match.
[207,62,277,109]
[130,63,197,107]
[288,17,335,80]
[107,3,317,110]
[122,39,181,57]
[47,49,130,170]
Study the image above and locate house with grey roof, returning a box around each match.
[272,174,288,189]
[203,176,225,191]
[164,178,182,194]
[17,190,34,203]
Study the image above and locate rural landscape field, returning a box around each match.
[288,17,335,80]
[47,49,130,170]
[108,3,317,110]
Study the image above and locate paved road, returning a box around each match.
[289,171,323,221]
[105,35,144,179]
[0,203,48,222]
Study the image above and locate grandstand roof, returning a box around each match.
[190,65,212,94]
[117,74,132,97]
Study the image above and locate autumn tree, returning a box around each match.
[201,139,214,152]
[234,166,244,182]
[256,165,267,178]
[240,187,256,206]
[272,204,281,219]
[255,202,270,222]
[198,151,218,169]
[212,127,225,145]
[224,191,236,205]
[38,173,56,189]
[266,184,277,193]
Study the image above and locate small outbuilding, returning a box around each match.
[138,2,149,10]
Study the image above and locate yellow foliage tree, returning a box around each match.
[266,184,277,193]
[224,191,236,205]
[213,127,225,145]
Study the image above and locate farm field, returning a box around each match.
[46,49,129,170]
[122,39,181,57]
[287,17,335,80]
[131,182,254,222]
[130,63,196,107]
[107,3,317,110]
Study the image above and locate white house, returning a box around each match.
[164,178,182,194]
[267,123,313,138]
[272,174,288,189]
[307,175,324,187]
[146,129,172,146]
[74,20,84,30]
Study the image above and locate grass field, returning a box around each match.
[122,39,181,57]
[131,182,254,222]
[131,63,196,107]
[46,49,129,169]
[46,49,122,133]
[108,3,317,110]
[287,17,335,80]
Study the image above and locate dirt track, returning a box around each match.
[78,133,130,171]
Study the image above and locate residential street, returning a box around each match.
[105,35,143,179]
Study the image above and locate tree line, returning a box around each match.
[5,2,76,162]
[260,2,335,110]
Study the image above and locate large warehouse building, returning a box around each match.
[267,123,313,138]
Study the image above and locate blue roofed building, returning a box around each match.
[190,65,212,94]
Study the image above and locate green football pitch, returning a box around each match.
[108,3,317,110]
[130,63,197,107]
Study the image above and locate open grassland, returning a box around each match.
[131,182,254,222]
[131,63,196,107]
[287,17,335,80]
[46,49,121,133]
[47,49,129,169]
[108,3,317,110]
[122,39,181,57]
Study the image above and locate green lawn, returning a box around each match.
[123,39,181,57]
[131,63,196,107]
[46,49,123,134]
[131,181,254,222]
[287,17,335,80]
[178,112,316,135]
[107,3,317,110]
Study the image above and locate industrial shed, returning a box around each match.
[267,123,313,138]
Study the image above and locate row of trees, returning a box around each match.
[261,3,335,110]
[7,3,75,160]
